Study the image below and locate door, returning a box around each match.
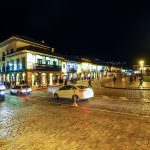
[64,85,76,99]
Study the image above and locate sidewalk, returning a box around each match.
[101,77,150,89]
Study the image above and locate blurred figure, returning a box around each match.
[138,77,144,88]
[113,76,116,84]
[88,78,92,87]
[64,79,67,85]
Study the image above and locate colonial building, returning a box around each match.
[0,35,107,87]
[0,36,64,87]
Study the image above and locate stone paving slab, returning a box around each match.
[1,79,150,149]
[1,99,150,150]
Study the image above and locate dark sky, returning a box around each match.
[0,0,150,65]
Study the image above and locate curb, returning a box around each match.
[101,85,150,90]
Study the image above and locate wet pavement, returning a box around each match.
[0,79,150,149]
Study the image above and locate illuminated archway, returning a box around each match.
[41,73,46,85]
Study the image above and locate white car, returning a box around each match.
[53,85,94,100]
[0,84,6,100]
[10,85,32,95]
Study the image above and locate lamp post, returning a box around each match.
[139,60,144,77]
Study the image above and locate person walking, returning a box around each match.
[88,78,92,87]
[64,79,67,85]
[113,76,116,84]
[130,76,133,84]
[134,75,136,82]
[138,77,144,88]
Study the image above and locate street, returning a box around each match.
[0,80,150,149]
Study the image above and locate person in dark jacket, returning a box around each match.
[88,78,92,87]
[64,79,67,85]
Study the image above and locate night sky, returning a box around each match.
[0,0,150,65]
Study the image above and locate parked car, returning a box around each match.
[53,85,94,100]
[0,84,6,100]
[10,84,32,95]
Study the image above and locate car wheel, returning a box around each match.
[54,93,59,100]
[72,95,79,102]
[10,91,13,95]
[27,92,31,95]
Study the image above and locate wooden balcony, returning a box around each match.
[33,63,61,71]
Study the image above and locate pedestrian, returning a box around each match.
[64,79,67,85]
[113,76,116,84]
[138,77,144,88]
[82,77,83,82]
[88,78,92,87]
[134,75,136,82]
[130,76,132,84]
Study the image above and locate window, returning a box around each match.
[37,59,42,64]
[10,60,14,71]
[59,86,67,90]
[66,85,76,90]
[22,57,25,69]
[53,61,57,66]
[6,61,9,71]
[17,58,20,70]
[63,64,65,69]
[58,60,62,66]
[46,60,50,65]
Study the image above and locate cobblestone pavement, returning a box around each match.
[0,81,150,149]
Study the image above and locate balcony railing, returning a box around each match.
[5,66,25,72]
[67,68,77,73]
[33,63,61,71]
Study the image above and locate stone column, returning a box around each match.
[49,73,53,85]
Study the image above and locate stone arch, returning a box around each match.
[32,72,39,87]
[41,72,47,86]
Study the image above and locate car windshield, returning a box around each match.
[15,86,21,89]
[22,85,30,88]
[76,85,87,89]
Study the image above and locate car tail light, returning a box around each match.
[79,89,86,92]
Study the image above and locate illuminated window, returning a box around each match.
[10,60,14,71]
[46,60,50,65]
[63,64,65,69]
[58,60,62,66]
[22,58,25,69]
[53,61,57,66]
[17,58,20,70]
[37,59,42,64]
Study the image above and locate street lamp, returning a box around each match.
[139,60,144,77]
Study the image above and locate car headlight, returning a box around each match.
[0,91,4,95]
